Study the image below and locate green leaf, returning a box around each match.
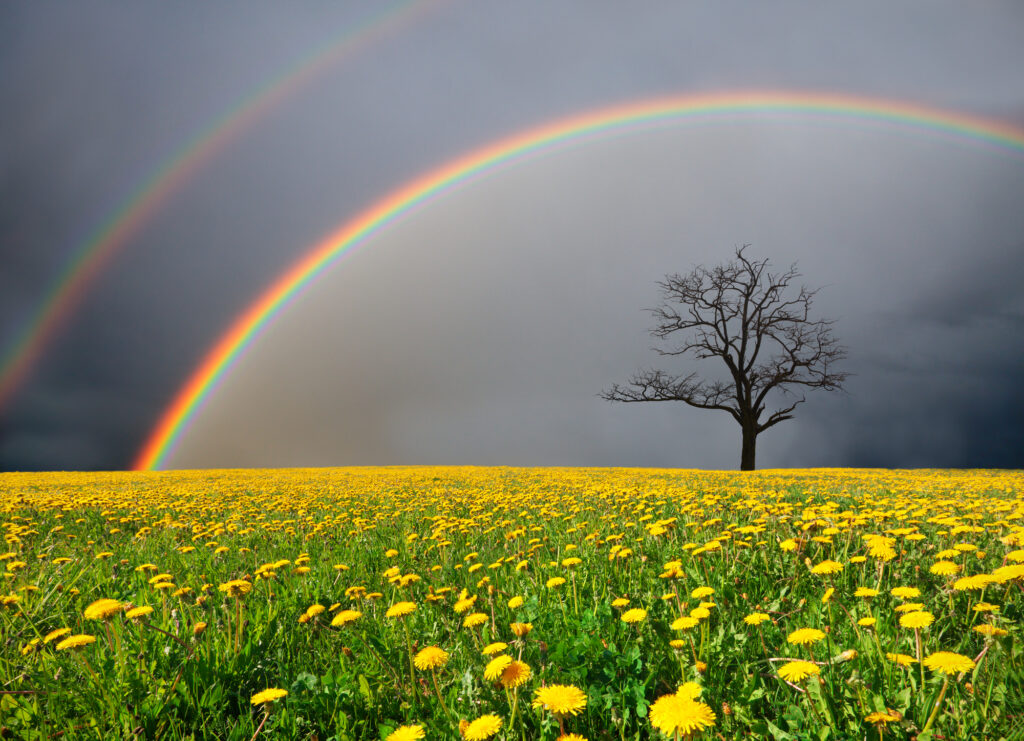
[291,672,318,693]
[894,686,912,712]
[765,718,796,740]
[357,674,372,705]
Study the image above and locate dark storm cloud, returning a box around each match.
[1,1,1023,470]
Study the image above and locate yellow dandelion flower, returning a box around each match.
[930,561,961,576]
[649,693,716,736]
[689,607,710,620]
[923,651,975,675]
[744,612,770,625]
[854,587,879,598]
[620,608,647,624]
[676,682,702,700]
[857,617,877,627]
[218,580,252,598]
[331,609,362,627]
[463,612,488,629]
[250,688,288,705]
[414,646,449,671]
[454,596,477,613]
[672,616,699,631]
[385,725,425,741]
[510,622,532,638]
[546,577,566,589]
[611,597,630,608]
[44,627,71,644]
[500,660,531,689]
[507,596,523,609]
[482,642,508,656]
[974,624,1008,637]
[56,634,96,651]
[890,586,921,600]
[821,588,835,604]
[787,628,826,646]
[899,611,934,629]
[463,714,502,740]
[972,602,999,612]
[690,586,715,599]
[386,601,417,619]
[865,711,901,725]
[810,560,843,575]
[992,564,1024,582]
[777,660,820,682]
[532,684,588,717]
[886,652,917,667]
[305,604,326,619]
[125,606,154,620]
[556,735,588,741]
[83,598,123,621]
[953,574,993,591]
[484,655,513,681]
[894,602,925,613]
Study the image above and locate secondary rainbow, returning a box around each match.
[0,0,446,410]
[135,90,1024,470]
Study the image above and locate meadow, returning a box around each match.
[1,467,1022,740]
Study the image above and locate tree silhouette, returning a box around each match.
[602,246,847,470]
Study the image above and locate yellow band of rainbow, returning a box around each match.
[134,90,1024,470]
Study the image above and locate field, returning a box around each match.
[1,467,1023,740]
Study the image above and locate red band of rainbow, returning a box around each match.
[134,90,1024,470]
[0,0,444,411]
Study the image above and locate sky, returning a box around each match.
[2,1,1023,472]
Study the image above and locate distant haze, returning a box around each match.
[173,125,1024,469]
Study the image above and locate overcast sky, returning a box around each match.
[2,1,1023,472]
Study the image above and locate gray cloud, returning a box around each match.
[2,1,1023,470]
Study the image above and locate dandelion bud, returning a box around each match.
[721,701,733,716]
[696,660,707,673]
[964,682,974,695]
[341,646,353,658]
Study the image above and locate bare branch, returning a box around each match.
[602,245,847,470]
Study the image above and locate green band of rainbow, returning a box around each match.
[0,0,442,410]
[134,90,1024,470]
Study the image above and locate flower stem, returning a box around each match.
[921,676,949,734]
[431,668,449,717]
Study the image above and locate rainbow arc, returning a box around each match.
[134,91,1024,470]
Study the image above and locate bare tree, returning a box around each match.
[601,246,847,470]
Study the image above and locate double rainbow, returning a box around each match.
[135,91,1024,470]
[0,0,445,410]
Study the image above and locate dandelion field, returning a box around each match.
[2,467,1023,740]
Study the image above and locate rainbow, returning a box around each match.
[134,90,1024,470]
[0,0,447,410]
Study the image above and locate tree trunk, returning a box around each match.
[740,424,757,471]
